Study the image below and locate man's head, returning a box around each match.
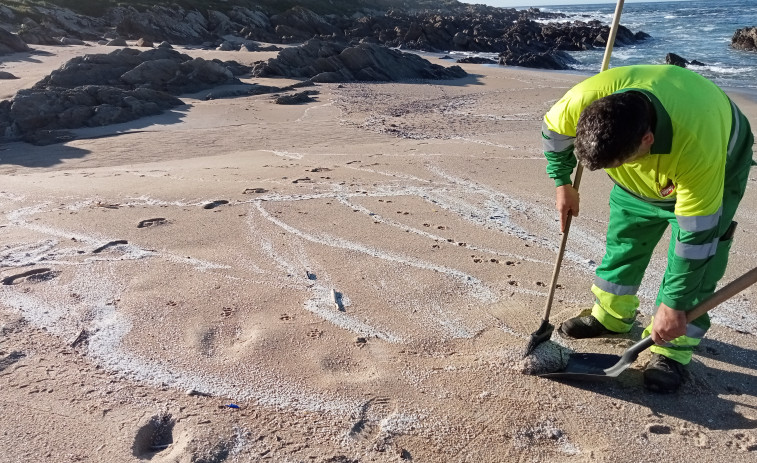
[574,92,654,170]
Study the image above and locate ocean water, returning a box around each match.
[538,0,757,91]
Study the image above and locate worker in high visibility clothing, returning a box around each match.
[542,64,754,393]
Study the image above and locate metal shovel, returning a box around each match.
[540,266,757,381]
[524,0,627,358]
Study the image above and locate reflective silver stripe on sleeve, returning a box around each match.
[674,238,719,260]
[676,207,722,233]
[727,99,740,158]
[542,121,575,153]
[593,276,639,296]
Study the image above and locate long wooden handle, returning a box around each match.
[686,266,757,322]
[541,0,624,321]
[541,165,583,320]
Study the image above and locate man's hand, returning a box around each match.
[556,184,580,232]
[651,303,687,345]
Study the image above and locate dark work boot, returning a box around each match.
[643,353,685,393]
[558,315,614,338]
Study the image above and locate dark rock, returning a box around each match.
[0,71,19,79]
[499,49,577,70]
[274,91,318,105]
[456,56,497,64]
[113,5,211,44]
[216,40,238,51]
[1,46,253,143]
[60,37,87,45]
[136,38,154,47]
[17,20,63,46]
[157,41,172,49]
[731,26,757,51]
[253,39,466,82]
[271,7,340,42]
[107,38,128,46]
[0,26,31,54]
[665,52,688,68]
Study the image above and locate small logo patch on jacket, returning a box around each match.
[660,179,676,197]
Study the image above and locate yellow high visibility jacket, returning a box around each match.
[542,64,752,310]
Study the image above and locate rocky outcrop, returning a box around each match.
[732,26,757,51]
[0,26,30,54]
[112,6,211,44]
[665,52,706,68]
[0,2,649,70]
[0,47,251,144]
[252,39,466,82]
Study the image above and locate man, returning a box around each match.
[542,64,754,393]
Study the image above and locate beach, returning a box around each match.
[2,43,757,462]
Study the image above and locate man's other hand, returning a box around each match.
[651,303,688,345]
[556,184,580,232]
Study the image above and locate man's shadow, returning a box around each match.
[544,335,757,431]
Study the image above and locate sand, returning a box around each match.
[1,43,757,462]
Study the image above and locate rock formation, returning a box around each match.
[732,26,757,51]
[0,47,250,144]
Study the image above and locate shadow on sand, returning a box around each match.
[0,106,190,168]
[545,337,757,431]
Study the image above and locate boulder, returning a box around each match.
[0,71,19,79]
[456,56,497,64]
[1,47,250,143]
[274,90,317,105]
[253,39,466,82]
[271,7,340,42]
[60,37,86,45]
[731,26,757,51]
[107,38,128,46]
[17,20,62,45]
[0,26,31,54]
[136,38,154,47]
[665,52,688,67]
[113,6,210,44]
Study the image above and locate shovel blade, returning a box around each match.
[539,352,624,381]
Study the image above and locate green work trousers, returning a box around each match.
[590,114,753,365]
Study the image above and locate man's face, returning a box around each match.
[607,130,655,168]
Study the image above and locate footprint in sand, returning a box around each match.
[280,314,293,321]
[203,200,229,209]
[726,432,757,452]
[132,414,176,457]
[307,328,323,338]
[137,218,167,228]
[93,240,128,253]
[243,188,268,194]
[1,268,57,285]
[308,167,332,173]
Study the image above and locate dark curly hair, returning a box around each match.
[574,92,652,171]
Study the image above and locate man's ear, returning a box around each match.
[641,130,655,147]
